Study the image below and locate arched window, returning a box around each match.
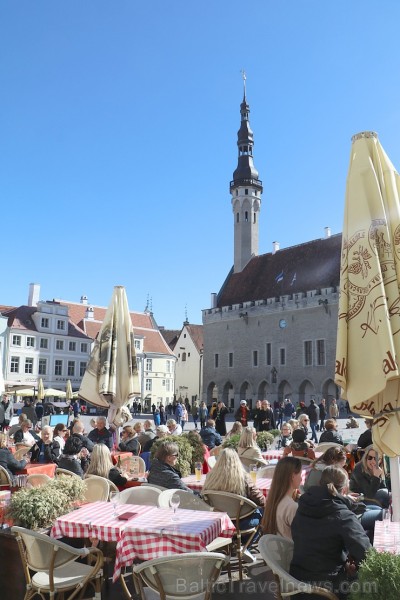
[182,352,187,362]
[245,211,248,222]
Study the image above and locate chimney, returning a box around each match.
[324,227,331,239]
[272,241,280,254]
[85,306,94,320]
[28,283,40,307]
[211,293,217,308]
[80,295,88,305]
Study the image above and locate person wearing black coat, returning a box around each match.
[147,440,194,491]
[57,436,89,478]
[349,445,389,508]
[258,400,275,431]
[214,401,229,436]
[290,466,371,599]
[0,433,26,477]
[319,419,344,445]
[357,419,373,449]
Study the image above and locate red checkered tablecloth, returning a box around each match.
[114,506,235,580]
[50,501,154,543]
[374,521,400,553]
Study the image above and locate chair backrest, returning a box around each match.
[120,456,146,476]
[202,490,257,523]
[141,482,167,491]
[315,442,342,453]
[12,525,84,571]
[14,446,31,461]
[108,479,119,498]
[207,456,217,469]
[133,552,227,600]
[55,468,81,479]
[26,473,51,488]
[0,465,12,485]
[117,485,161,506]
[258,535,339,599]
[158,489,213,511]
[83,475,110,502]
[257,465,276,479]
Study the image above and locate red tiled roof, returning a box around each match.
[217,234,342,307]
[185,324,204,353]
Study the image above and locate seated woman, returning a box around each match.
[224,421,243,440]
[53,422,69,451]
[283,429,316,460]
[319,418,344,445]
[350,444,390,508]
[202,448,265,562]
[13,419,41,461]
[304,446,347,490]
[58,436,89,478]
[0,432,27,477]
[147,441,194,491]
[290,466,371,599]
[118,425,140,455]
[297,414,315,448]
[261,456,302,539]
[237,426,268,465]
[357,419,373,449]
[279,422,293,448]
[86,444,128,488]
[37,425,61,463]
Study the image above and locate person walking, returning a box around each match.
[191,402,199,430]
[181,404,188,431]
[215,401,229,436]
[318,398,327,431]
[306,399,319,443]
[199,401,208,429]
[329,398,339,419]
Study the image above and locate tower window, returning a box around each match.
[236,190,238,196]
[254,213,256,224]
[236,213,239,223]
[245,211,248,222]
[245,189,248,195]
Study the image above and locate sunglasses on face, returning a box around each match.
[170,453,179,457]
[367,455,376,461]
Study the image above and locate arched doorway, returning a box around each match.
[239,381,253,410]
[222,381,235,411]
[278,380,292,403]
[206,382,218,406]
[257,380,270,400]
[322,378,340,402]
[299,380,315,406]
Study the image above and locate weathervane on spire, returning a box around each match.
[240,69,247,97]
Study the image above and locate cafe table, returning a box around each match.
[374,520,400,553]
[111,450,132,466]
[51,501,235,582]
[16,462,56,477]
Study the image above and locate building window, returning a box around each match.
[166,361,171,373]
[26,336,35,348]
[236,213,239,223]
[266,343,272,366]
[68,361,75,376]
[25,357,34,374]
[145,378,152,391]
[12,335,21,346]
[245,211,249,222]
[41,317,49,328]
[245,189,248,195]
[40,338,48,349]
[304,341,313,366]
[56,340,64,351]
[38,358,47,375]
[182,352,187,362]
[134,340,140,350]
[166,379,171,392]
[280,348,286,366]
[57,320,65,330]
[81,343,88,353]
[10,356,19,373]
[146,358,152,371]
[54,360,63,376]
[253,350,258,367]
[229,352,233,368]
[317,339,326,366]
[80,361,87,376]
[214,354,219,368]
[69,342,76,352]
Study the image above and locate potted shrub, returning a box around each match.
[222,434,241,450]
[256,431,275,450]
[349,548,400,600]
[8,475,85,530]
[185,431,206,472]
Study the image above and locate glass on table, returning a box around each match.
[195,462,202,482]
[170,493,180,521]
[250,464,258,483]
[383,508,391,533]
[109,491,120,517]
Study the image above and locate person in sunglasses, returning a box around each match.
[147,441,194,491]
[349,445,390,508]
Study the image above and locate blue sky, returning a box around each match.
[2,1,400,329]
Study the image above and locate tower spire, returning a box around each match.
[230,79,263,273]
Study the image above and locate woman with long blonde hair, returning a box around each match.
[203,448,265,561]
[85,444,128,488]
[261,457,302,539]
[237,426,268,465]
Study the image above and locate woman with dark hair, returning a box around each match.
[283,429,316,459]
[261,457,302,539]
[319,418,344,445]
[118,425,140,455]
[350,444,390,508]
[290,466,371,599]
[147,441,193,491]
[57,435,89,478]
[304,446,347,490]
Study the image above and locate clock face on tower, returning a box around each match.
[279,319,287,329]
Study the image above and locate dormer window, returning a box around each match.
[57,320,65,331]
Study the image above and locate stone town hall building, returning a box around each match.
[202,90,342,411]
